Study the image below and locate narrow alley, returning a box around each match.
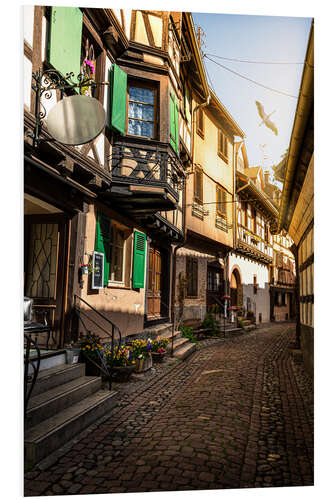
[24,323,314,496]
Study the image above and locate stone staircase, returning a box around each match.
[218,318,256,337]
[142,323,196,361]
[24,353,118,467]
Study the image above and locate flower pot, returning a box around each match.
[151,351,167,363]
[66,347,81,365]
[84,357,102,377]
[112,364,136,382]
[135,355,152,373]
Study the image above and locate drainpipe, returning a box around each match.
[170,92,210,355]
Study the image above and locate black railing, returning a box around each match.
[110,142,185,202]
[24,334,41,419]
[73,295,123,390]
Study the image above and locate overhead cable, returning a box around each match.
[204,54,298,99]
[205,53,304,65]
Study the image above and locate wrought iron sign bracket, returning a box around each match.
[29,67,109,149]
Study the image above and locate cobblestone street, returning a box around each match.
[24,323,314,496]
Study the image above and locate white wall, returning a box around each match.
[229,252,270,323]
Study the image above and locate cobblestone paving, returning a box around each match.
[24,323,314,496]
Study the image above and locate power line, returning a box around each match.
[205,53,304,65]
[204,54,298,99]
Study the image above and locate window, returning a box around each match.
[186,257,198,297]
[95,212,132,288]
[196,107,204,138]
[127,83,156,138]
[194,167,203,204]
[251,207,257,233]
[110,225,125,283]
[217,130,228,162]
[253,275,258,294]
[216,186,227,217]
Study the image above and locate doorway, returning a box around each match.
[24,213,70,348]
[230,268,243,308]
[147,244,168,320]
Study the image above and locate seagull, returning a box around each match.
[255,101,278,136]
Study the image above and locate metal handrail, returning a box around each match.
[24,334,41,419]
[73,294,123,389]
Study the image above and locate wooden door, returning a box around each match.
[24,215,69,348]
[147,246,162,318]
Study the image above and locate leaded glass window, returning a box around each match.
[128,85,156,138]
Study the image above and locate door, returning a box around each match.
[147,246,163,318]
[24,215,69,348]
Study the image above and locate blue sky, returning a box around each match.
[192,12,312,181]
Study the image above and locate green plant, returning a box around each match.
[201,312,220,335]
[237,317,244,329]
[179,324,197,343]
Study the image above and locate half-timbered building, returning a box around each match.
[229,142,278,324]
[175,89,245,323]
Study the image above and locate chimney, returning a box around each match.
[264,170,270,186]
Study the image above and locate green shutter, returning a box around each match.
[132,231,146,289]
[185,86,191,124]
[170,92,179,153]
[110,64,127,134]
[95,212,111,286]
[48,7,83,81]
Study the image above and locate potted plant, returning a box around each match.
[105,345,136,382]
[79,334,104,376]
[151,337,170,363]
[130,338,153,372]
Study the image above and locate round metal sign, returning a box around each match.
[46,94,106,146]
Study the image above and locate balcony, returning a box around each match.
[236,225,273,264]
[107,138,185,217]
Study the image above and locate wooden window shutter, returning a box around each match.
[170,92,179,153]
[110,64,127,134]
[194,168,203,202]
[48,7,83,81]
[132,231,146,289]
[95,212,111,286]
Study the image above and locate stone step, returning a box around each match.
[25,389,118,466]
[224,328,243,337]
[26,376,101,429]
[143,323,173,339]
[166,337,189,352]
[172,341,196,361]
[27,350,67,376]
[28,363,86,397]
[160,329,181,341]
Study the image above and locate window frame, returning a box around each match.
[196,107,204,139]
[194,166,203,205]
[186,256,198,298]
[126,80,158,140]
[217,129,229,163]
[216,185,227,218]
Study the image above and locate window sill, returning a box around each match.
[107,282,129,290]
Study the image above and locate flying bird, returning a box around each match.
[255,101,278,136]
